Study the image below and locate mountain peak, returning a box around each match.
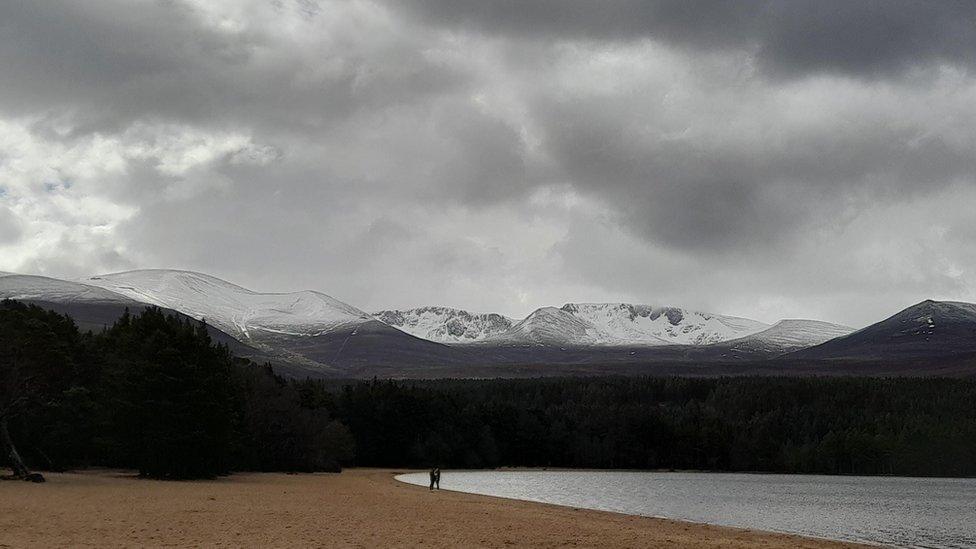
[373,306,514,344]
[908,299,976,314]
[481,302,769,347]
[552,302,769,346]
[490,306,604,346]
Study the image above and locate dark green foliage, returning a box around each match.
[95,308,238,478]
[0,301,352,479]
[331,377,976,477]
[0,300,89,476]
[234,365,353,472]
[0,300,84,418]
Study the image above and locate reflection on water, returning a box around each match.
[397,470,975,548]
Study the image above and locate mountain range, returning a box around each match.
[1,269,974,378]
[375,302,771,346]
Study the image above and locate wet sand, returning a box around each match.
[0,469,868,548]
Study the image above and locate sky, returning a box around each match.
[1,1,976,327]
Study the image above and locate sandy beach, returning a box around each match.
[0,469,868,548]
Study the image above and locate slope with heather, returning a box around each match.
[789,300,976,360]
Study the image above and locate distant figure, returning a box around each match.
[429,468,436,490]
[434,468,441,490]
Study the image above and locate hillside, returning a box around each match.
[789,300,976,360]
[83,269,471,374]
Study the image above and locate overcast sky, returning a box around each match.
[2,1,976,327]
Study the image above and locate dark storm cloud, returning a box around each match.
[534,88,976,252]
[0,0,471,135]
[424,100,532,204]
[392,0,976,77]
[760,1,976,77]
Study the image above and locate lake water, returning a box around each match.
[396,470,976,548]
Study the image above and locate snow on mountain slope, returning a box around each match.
[559,303,770,345]
[488,306,610,346]
[373,306,514,343]
[743,319,854,348]
[479,302,771,347]
[0,272,136,304]
[718,319,855,356]
[84,270,373,341]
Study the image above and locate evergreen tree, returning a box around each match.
[234,364,353,472]
[0,300,81,481]
[97,308,238,479]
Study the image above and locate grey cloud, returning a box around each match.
[391,1,762,47]
[426,101,533,204]
[390,0,976,78]
[0,207,22,244]
[530,76,976,254]
[760,2,976,77]
[0,0,471,136]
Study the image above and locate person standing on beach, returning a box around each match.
[429,468,436,490]
[434,468,441,490]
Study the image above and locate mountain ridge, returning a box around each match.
[373,306,514,343]
[558,302,770,346]
[1,272,138,305]
[84,269,372,340]
[3,268,972,378]
[375,301,775,347]
[80,269,476,375]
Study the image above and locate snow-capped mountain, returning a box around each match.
[0,272,135,304]
[0,272,273,355]
[8,267,937,377]
[373,306,514,343]
[72,269,475,375]
[84,269,373,342]
[482,302,769,347]
[487,306,611,346]
[559,303,770,345]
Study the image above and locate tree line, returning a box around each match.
[317,376,976,477]
[3,298,975,480]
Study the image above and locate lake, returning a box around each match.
[396,470,975,548]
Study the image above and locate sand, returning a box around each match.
[0,469,868,548]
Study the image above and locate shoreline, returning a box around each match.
[488,465,975,480]
[392,471,872,547]
[0,468,870,548]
